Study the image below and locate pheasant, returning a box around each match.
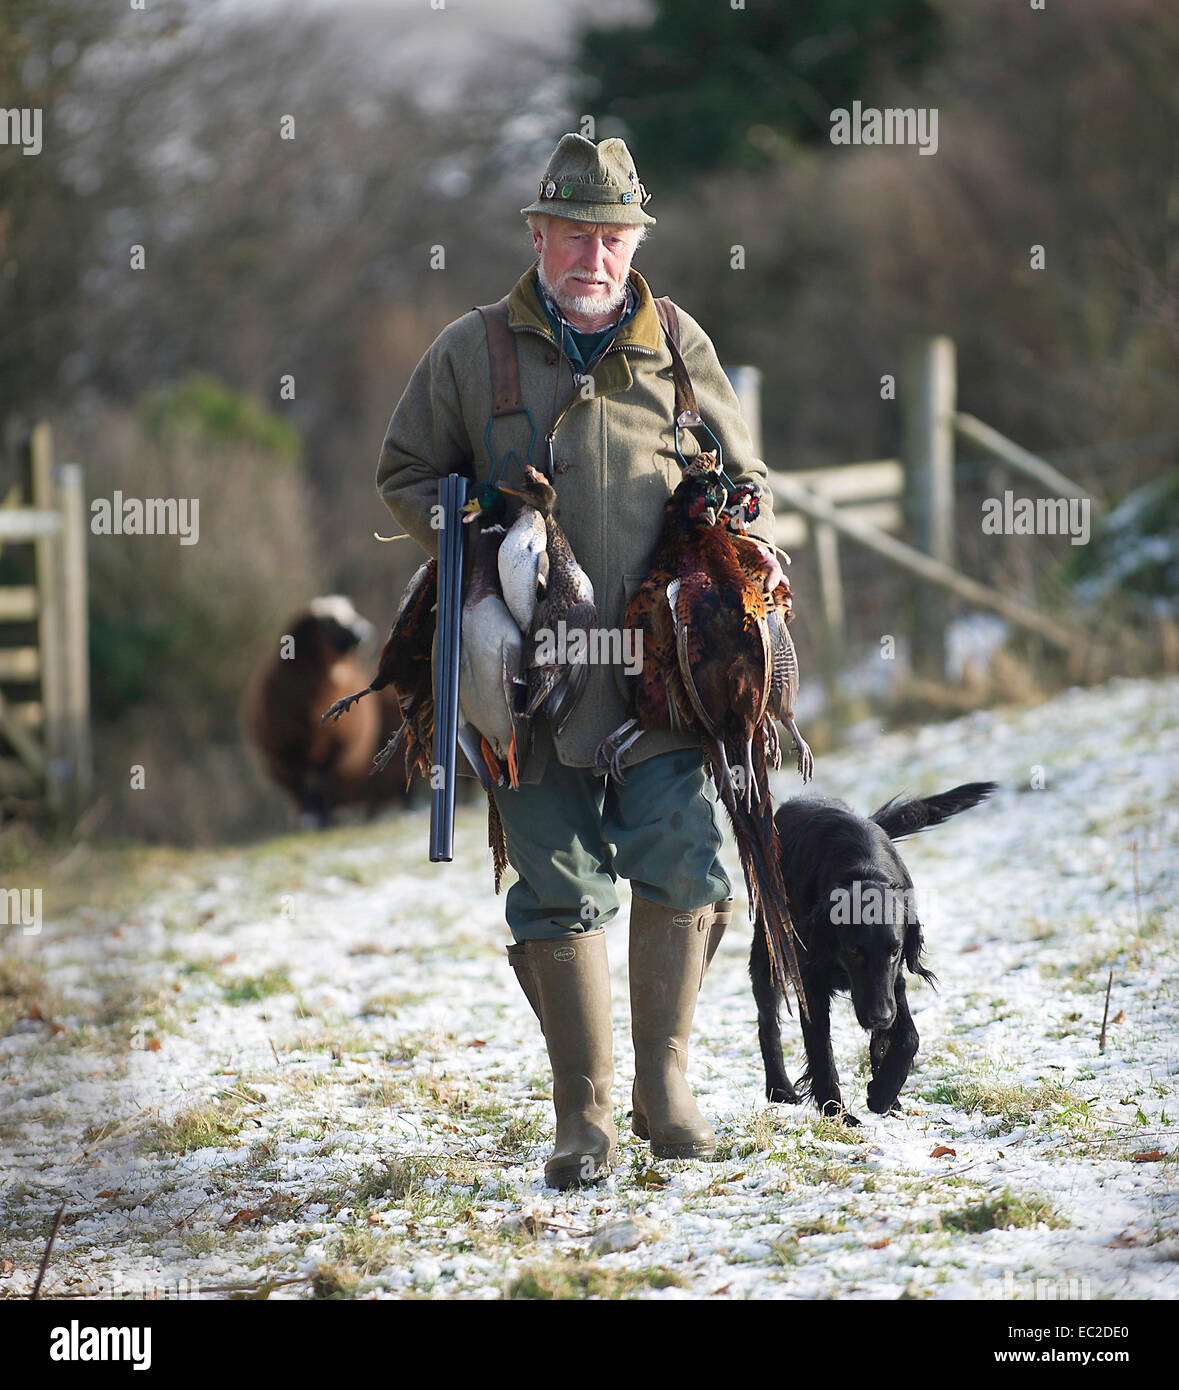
[596,459,808,1012]
[320,557,436,788]
[722,485,813,781]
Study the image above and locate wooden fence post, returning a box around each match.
[813,520,846,697]
[724,365,764,459]
[29,424,70,813]
[57,463,92,806]
[903,335,957,677]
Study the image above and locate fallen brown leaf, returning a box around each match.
[146,1037,161,1052]
[867,1237,890,1249]
[1132,1149,1167,1163]
[1112,1010,1126,1024]
[930,1145,957,1158]
[225,1209,263,1229]
[959,944,981,954]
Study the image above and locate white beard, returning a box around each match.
[538,265,629,321]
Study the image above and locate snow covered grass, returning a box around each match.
[1,676,1176,1300]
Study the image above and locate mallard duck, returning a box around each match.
[498,464,596,737]
[458,523,530,790]
[496,499,548,634]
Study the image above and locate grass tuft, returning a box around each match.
[221,969,295,1004]
[921,1076,1090,1129]
[505,1259,684,1300]
[143,1095,248,1154]
[939,1189,1067,1234]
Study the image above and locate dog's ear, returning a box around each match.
[904,916,938,987]
[873,782,998,841]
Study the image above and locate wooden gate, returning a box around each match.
[0,423,91,814]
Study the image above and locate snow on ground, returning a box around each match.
[1,676,1177,1300]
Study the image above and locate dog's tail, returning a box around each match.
[872,781,998,841]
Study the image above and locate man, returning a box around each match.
[377,133,777,1188]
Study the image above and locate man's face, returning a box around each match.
[532,217,641,319]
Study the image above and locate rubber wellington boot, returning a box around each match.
[508,931,616,1189]
[629,896,724,1159]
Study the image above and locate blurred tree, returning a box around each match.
[576,0,942,182]
[0,0,132,444]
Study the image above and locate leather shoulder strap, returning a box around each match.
[654,296,701,425]
[476,300,524,418]
[654,296,680,350]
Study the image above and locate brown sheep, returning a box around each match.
[242,595,409,826]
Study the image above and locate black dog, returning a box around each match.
[751,782,996,1124]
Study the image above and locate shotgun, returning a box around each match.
[429,473,468,861]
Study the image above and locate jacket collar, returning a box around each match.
[505,263,664,353]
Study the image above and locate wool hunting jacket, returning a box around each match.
[376,263,777,784]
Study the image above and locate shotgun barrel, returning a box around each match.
[429,473,468,862]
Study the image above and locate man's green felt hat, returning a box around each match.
[521,133,656,226]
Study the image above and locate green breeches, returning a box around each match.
[490,747,732,942]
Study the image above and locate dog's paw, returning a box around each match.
[866,1087,903,1116]
[817,1099,858,1127]
[766,1083,800,1104]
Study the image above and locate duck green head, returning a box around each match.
[462,481,509,526]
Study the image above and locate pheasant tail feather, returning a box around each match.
[715,739,808,1020]
[488,793,509,895]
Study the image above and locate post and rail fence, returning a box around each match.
[729,335,1104,689]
